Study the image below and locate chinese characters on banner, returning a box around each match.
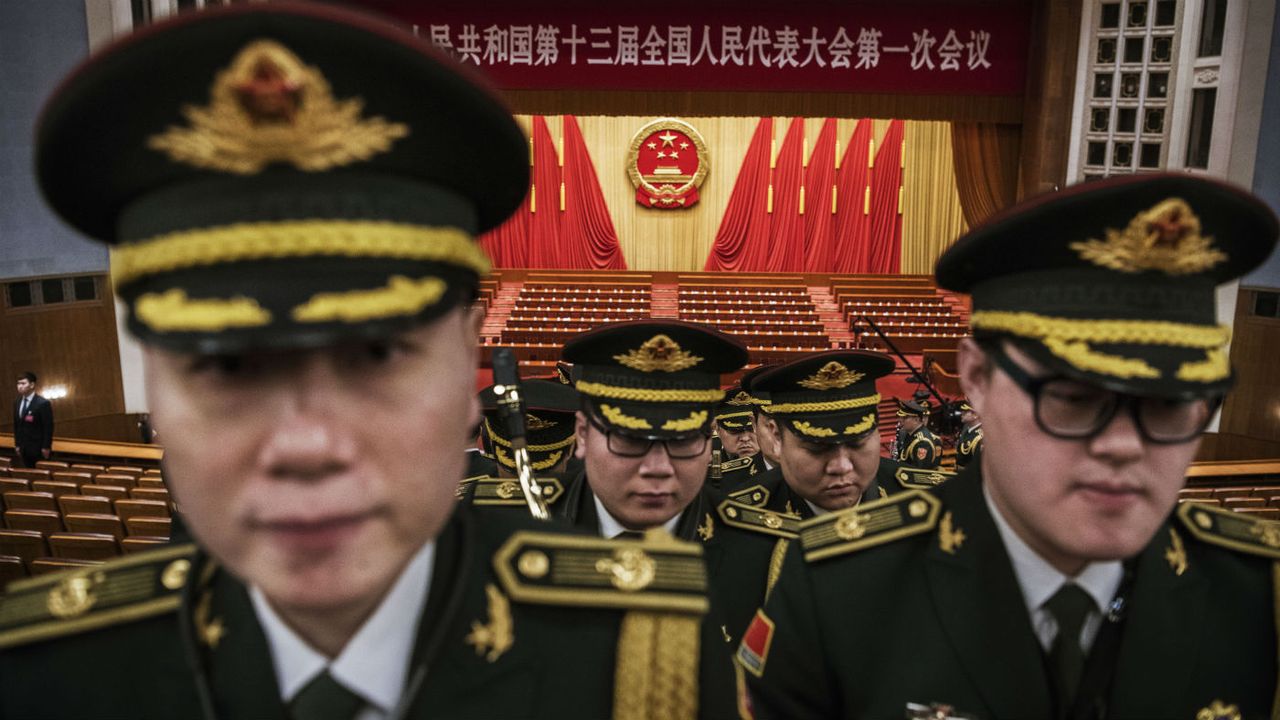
[350,2,1030,95]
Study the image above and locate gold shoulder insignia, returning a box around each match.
[719,456,753,473]
[0,544,197,650]
[493,530,708,613]
[895,466,955,489]
[1176,502,1280,559]
[472,476,565,507]
[799,490,942,562]
[716,499,800,539]
[727,484,770,508]
[456,473,487,499]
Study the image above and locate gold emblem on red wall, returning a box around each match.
[627,118,709,209]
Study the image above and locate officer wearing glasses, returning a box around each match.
[558,320,748,541]
[739,174,1279,720]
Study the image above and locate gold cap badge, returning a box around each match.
[149,40,408,174]
[1070,198,1227,275]
[797,362,865,390]
[613,334,703,372]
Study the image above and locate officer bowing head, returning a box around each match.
[563,320,748,534]
[36,2,525,655]
[751,350,897,514]
[939,173,1278,575]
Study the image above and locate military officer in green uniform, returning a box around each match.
[0,6,718,719]
[718,366,780,503]
[458,379,580,509]
[897,399,943,469]
[740,174,1279,720]
[955,398,983,469]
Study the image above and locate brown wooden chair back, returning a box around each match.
[52,471,94,487]
[34,460,69,470]
[48,532,120,561]
[4,509,64,534]
[9,469,51,483]
[130,487,170,504]
[115,499,169,522]
[80,485,129,502]
[125,516,172,539]
[94,474,137,490]
[31,481,78,499]
[0,530,48,568]
[0,554,27,588]
[63,514,125,542]
[121,537,168,554]
[3,491,57,512]
[58,495,113,517]
[30,558,102,575]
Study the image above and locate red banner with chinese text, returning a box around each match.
[350,1,1030,96]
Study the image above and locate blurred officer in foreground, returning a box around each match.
[0,5,714,719]
[741,174,1280,720]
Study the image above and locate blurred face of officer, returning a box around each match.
[958,338,1201,576]
[901,415,924,433]
[753,410,781,465]
[717,421,758,457]
[776,426,881,512]
[961,408,979,427]
[16,377,33,396]
[574,410,710,531]
[146,308,480,620]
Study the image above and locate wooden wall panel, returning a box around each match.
[0,276,126,440]
[1017,0,1083,198]
[1217,289,1280,455]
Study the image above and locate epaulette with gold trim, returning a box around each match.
[1177,502,1280,559]
[895,467,955,489]
[0,543,196,650]
[456,473,486,499]
[493,530,708,614]
[719,456,752,473]
[470,476,565,507]
[799,490,942,562]
[727,484,770,508]
[716,499,800,539]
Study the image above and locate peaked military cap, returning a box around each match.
[896,399,929,418]
[561,320,748,439]
[480,379,579,472]
[739,364,776,411]
[752,350,895,443]
[715,383,755,430]
[936,174,1278,398]
[37,2,527,353]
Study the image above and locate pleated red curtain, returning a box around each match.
[525,115,562,269]
[803,119,837,273]
[866,119,905,274]
[764,117,805,272]
[560,115,628,270]
[703,117,773,271]
[832,119,873,273]
[477,191,529,268]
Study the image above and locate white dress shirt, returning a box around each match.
[594,495,681,538]
[251,539,436,720]
[984,485,1123,653]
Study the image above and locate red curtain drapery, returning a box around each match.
[524,115,562,269]
[803,118,837,273]
[703,117,773,271]
[765,117,805,272]
[560,115,628,270]
[866,119,905,274]
[832,119,873,273]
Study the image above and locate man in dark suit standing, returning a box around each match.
[13,371,53,467]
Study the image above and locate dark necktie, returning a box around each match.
[19,398,28,417]
[1044,582,1095,720]
[289,670,364,720]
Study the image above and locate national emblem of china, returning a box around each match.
[627,118,709,209]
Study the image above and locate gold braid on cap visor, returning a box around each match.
[969,311,1231,382]
[483,419,577,452]
[110,221,490,289]
[576,381,725,404]
[766,394,880,415]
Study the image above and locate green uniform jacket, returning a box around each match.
[898,426,943,470]
[955,423,983,469]
[557,471,739,720]
[711,458,909,642]
[0,506,709,720]
[742,467,1279,719]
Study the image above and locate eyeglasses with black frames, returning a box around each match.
[990,346,1221,444]
[587,415,711,459]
